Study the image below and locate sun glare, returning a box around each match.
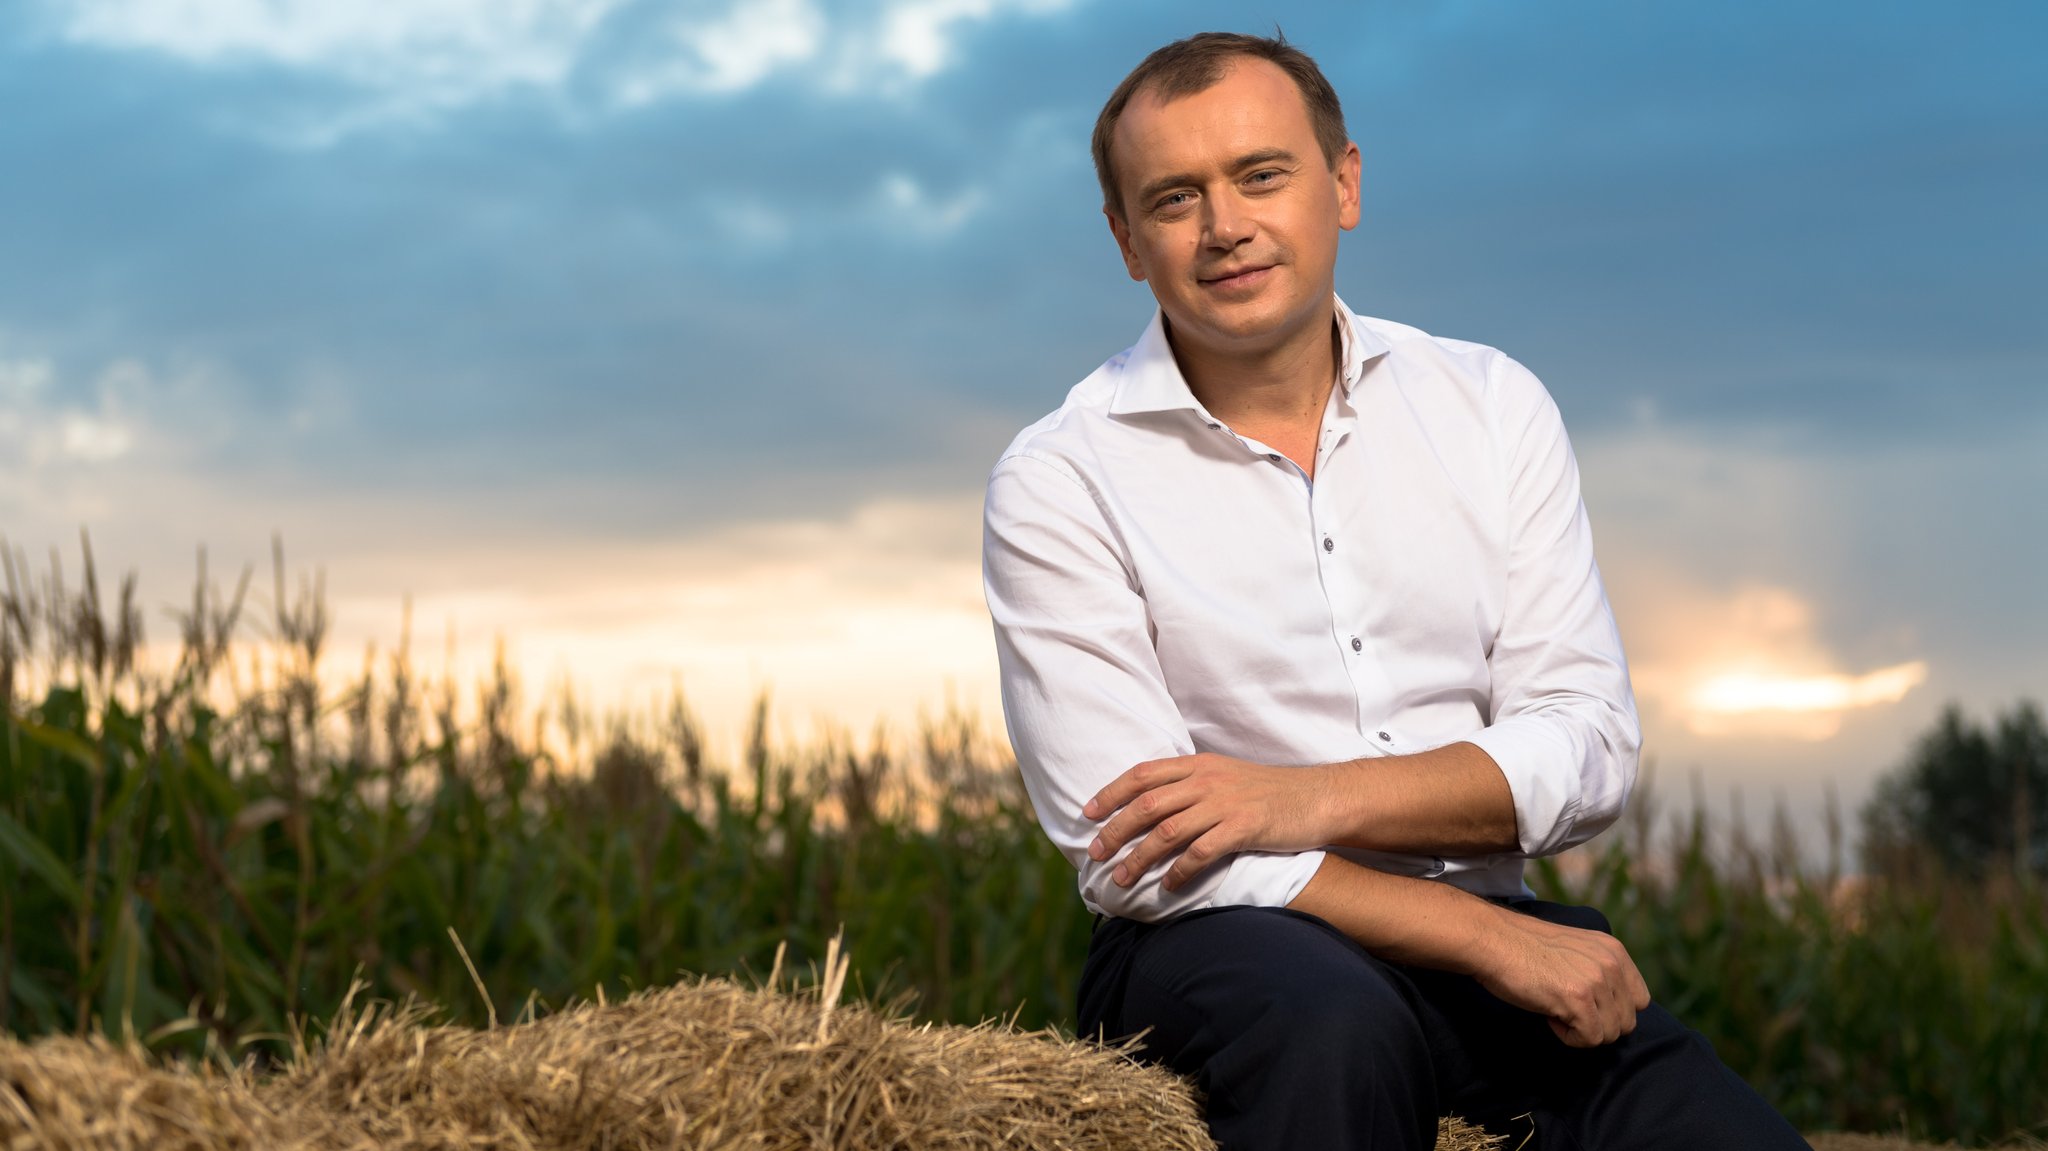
[1690,661,1930,716]
[1612,579,1933,743]
[1677,660,1929,740]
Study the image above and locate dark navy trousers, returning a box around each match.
[1078,901,1811,1150]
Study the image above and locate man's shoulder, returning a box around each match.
[1349,310,1520,380]
[1347,308,1557,419]
[989,350,1129,478]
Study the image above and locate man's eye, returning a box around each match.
[1246,169,1283,187]
[1157,191,1194,210]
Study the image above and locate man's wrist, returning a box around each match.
[1314,758,1368,847]
[1289,855,1516,978]
[1397,876,1512,979]
[1441,892,1515,979]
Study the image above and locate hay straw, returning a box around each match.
[0,957,1521,1150]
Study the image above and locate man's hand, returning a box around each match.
[1470,903,1652,1048]
[1083,753,1332,891]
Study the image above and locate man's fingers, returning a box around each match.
[1552,1015,1600,1049]
[1161,827,1235,891]
[1092,782,1170,860]
[1081,756,1189,820]
[1088,767,1203,860]
[1094,783,1195,874]
[1080,771,1139,822]
[1557,997,1624,1049]
[1581,962,1644,1047]
[1111,797,1219,886]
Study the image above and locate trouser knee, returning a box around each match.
[1090,907,1440,1151]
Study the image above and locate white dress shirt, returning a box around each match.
[981,296,1640,921]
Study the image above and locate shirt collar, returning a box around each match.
[1108,294,1391,419]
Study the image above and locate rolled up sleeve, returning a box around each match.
[983,452,1326,921]
[1466,355,1642,857]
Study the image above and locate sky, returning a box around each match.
[1,0,2043,844]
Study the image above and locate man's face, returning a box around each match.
[1105,57,1361,361]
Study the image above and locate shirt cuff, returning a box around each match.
[1463,718,1583,857]
[1207,848,1328,909]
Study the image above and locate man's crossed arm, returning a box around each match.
[1082,742,1650,1048]
[1083,740,1517,890]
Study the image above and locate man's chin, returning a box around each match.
[1165,301,1319,354]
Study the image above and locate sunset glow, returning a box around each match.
[1672,660,1929,741]
[1610,576,1934,743]
[1690,661,1930,716]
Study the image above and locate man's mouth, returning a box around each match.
[1199,264,1275,290]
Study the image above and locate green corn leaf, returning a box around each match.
[17,721,100,771]
[0,806,83,907]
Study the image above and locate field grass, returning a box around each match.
[0,541,2044,1147]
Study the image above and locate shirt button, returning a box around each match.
[1323,536,1334,553]
[1267,453,1281,462]
[1350,636,1362,652]
[1208,422,1221,430]
[1378,731,1392,742]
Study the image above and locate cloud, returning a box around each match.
[1579,419,2047,711]
[1621,582,1929,742]
[878,171,983,235]
[0,351,141,467]
[313,492,999,751]
[48,0,614,109]
[1570,415,2038,821]
[1579,423,1946,746]
[59,410,133,462]
[37,0,1088,135]
[1689,661,1928,729]
[1622,582,1913,742]
[609,0,825,105]
[876,0,1069,80]
[0,336,327,573]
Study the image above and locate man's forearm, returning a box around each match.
[1286,851,1507,973]
[1287,851,1652,1048]
[1082,741,1522,894]
[1320,740,1520,856]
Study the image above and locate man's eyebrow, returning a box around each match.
[1132,149,1303,207]
[1230,148,1300,172]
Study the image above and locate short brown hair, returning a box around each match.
[1091,31,1349,217]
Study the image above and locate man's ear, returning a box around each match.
[1104,207,1147,282]
[1334,141,1363,232]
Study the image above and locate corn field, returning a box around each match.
[0,538,2043,1146]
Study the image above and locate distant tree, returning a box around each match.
[1863,701,2048,878]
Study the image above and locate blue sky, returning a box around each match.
[2,0,2043,834]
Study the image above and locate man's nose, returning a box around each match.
[1202,190,1254,248]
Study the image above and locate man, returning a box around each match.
[981,31,1810,1151]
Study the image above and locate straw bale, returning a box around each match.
[270,972,1225,1150]
[0,1033,293,1151]
[0,959,1519,1150]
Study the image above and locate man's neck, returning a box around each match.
[1168,305,1343,431]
